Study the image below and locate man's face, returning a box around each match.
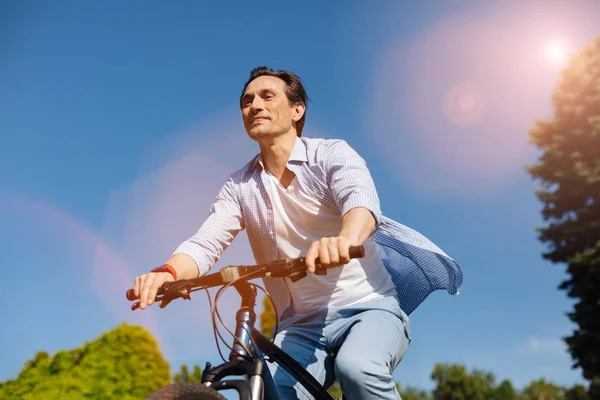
[241,76,301,139]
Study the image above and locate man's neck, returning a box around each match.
[258,132,297,180]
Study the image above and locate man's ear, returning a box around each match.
[292,103,306,122]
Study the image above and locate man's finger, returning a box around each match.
[139,275,153,309]
[133,277,141,298]
[327,240,339,265]
[338,238,351,264]
[146,275,166,307]
[318,242,331,266]
[139,275,149,297]
[305,242,319,273]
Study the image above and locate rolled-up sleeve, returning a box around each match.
[324,140,382,224]
[172,176,244,276]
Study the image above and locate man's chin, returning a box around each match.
[248,129,275,139]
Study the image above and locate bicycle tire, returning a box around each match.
[146,382,227,400]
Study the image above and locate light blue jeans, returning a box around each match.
[268,296,411,400]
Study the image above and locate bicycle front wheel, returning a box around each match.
[146,382,227,400]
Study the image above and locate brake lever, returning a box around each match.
[289,270,307,282]
[313,262,327,276]
[159,297,174,309]
[266,257,327,282]
[160,280,192,307]
[288,257,327,281]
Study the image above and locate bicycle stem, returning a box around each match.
[230,282,258,361]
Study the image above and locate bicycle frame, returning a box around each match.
[200,281,334,400]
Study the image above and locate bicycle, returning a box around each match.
[126,246,366,400]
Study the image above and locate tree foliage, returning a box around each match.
[519,378,564,400]
[527,34,600,395]
[173,363,202,383]
[564,383,592,400]
[260,295,277,340]
[430,364,589,400]
[431,363,497,400]
[397,384,434,400]
[0,323,171,400]
[492,379,518,400]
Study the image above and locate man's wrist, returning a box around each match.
[337,236,357,247]
[150,264,177,280]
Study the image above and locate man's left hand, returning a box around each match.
[305,236,355,273]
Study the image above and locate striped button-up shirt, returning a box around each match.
[173,136,463,317]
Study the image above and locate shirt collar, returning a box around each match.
[250,136,307,172]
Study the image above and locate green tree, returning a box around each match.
[173,364,202,383]
[527,35,600,396]
[397,383,433,400]
[327,381,343,399]
[490,379,518,400]
[0,323,170,400]
[431,363,496,400]
[192,364,202,382]
[518,378,565,400]
[564,383,590,400]
[260,295,277,340]
[589,378,600,399]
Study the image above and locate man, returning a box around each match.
[132,66,463,399]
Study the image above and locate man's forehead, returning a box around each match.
[244,75,285,94]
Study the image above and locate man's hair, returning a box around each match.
[240,66,309,137]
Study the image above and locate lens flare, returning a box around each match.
[0,193,163,343]
[442,83,486,127]
[541,41,570,68]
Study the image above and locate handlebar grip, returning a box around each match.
[313,245,365,276]
[349,245,364,259]
[126,289,137,301]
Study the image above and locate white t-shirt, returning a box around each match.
[265,171,396,314]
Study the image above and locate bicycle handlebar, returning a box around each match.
[126,245,364,309]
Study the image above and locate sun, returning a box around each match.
[543,41,568,65]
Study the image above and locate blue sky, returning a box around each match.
[2,0,600,394]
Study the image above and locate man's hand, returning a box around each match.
[132,272,175,309]
[305,236,355,274]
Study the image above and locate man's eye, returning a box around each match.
[265,95,273,100]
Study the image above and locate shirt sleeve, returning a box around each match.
[323,140,382,224]
[171,176,245,276]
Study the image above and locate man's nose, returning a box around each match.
[250,97,265,110]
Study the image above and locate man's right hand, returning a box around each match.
[133,272,175,309]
